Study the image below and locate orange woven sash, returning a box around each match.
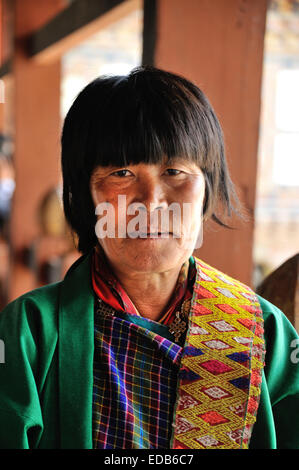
[171,257,265,449]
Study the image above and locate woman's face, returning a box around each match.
[90,156,205,274]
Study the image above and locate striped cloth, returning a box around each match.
[92,308,183,449]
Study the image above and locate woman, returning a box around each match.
[0,66,298,449]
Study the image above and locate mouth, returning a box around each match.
[144,232,172,237]
[127,231,174,238]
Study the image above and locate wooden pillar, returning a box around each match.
[0,0,2,62]
[0,0,3,128]
[152,0,267,286]
[1,0,13,64]
[8,0,66,301]
[0,0,12,310]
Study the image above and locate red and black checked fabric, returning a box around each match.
[91,245,197,448]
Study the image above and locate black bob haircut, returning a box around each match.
[61,66,242,255]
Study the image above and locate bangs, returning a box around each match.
[84,67,222,174]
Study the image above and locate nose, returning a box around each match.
[134,176,168,213]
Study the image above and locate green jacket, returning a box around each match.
[0,252,299,449]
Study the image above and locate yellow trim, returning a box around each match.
[172,257,265,449]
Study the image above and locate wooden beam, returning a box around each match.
[1,0,14,66]
[28,0,142,64]
[0,0,2,64]
[15,0,66,38]
[142,0,156,66]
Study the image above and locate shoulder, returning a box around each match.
[193,256,253,289]
[0,252,91,338]
[1,280,61,317]
[255,295,299,411]
[0,281,62,345]
[256,293,299,355]
[192,256,259,300]
[257,294,298,341]
[257,294,291,324]
[192,255,298,339]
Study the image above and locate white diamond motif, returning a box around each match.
[179,394,199,409]
[217,274,235,285]
[204,386,229,399]
[216,287,237,298]
[196,435,220,447]
[176,417,196,434]
[190,326,209,335]
[210,320,236,332]
[203,340,230,350]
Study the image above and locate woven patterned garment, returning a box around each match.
[93,309,182,449]
[171,257,265,449]
[91,247,265,449]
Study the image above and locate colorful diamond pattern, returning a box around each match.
[200,359,234,375]
[195,435,222,447]
[202,339,231,350]
[198,410,229,426]
[172,257,265,450]
[208,320,237,332]
[202,386,231,400]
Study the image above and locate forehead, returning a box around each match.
[92,156,200,174]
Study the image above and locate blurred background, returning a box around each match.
[0,0,298,326]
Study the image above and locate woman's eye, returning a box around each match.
[165,169,182,176]
[110,169,131,177]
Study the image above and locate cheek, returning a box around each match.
[91,183,117,205]
[91,186,121,220]
[190,176,205,201]
[178,179,205,232]
[178,178,205,210]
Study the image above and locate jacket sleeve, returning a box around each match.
[0,286,58,449]
[0,408,42,449]
[256,295,299,449]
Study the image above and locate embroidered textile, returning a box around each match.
[91,247,265,449]
[171,258,265,449]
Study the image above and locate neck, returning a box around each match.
[108,262,186,322]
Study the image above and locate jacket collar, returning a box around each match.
[58,251,94,449]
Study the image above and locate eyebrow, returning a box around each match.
[92,156,192,176]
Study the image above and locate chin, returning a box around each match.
[124,242,187,272]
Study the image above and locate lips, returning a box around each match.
[144,231,173,236]
[127,231,173,237]
[147,232,172,235]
